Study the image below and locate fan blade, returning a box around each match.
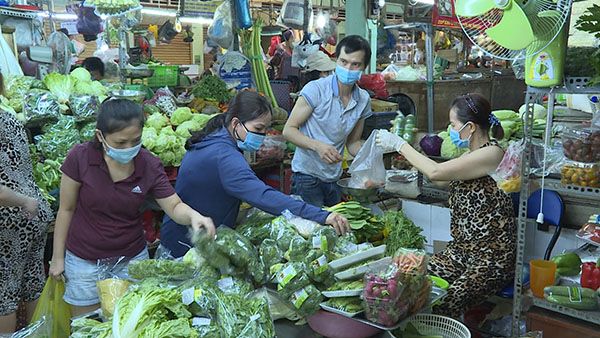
[455,0,497,17]
[485,1,534,50]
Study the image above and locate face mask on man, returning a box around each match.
[335,65,362,85]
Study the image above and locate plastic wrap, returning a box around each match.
[560,161,600,188]
[288,284,323,317]
[492,141,525,193]
[1,317,50,338]
[276,262,311,298]
[281,209,319,239]
[128,259,197,281]
[23,91,61,125]
[70,95,100,122]
[348,131,386,189]
[256,135,286,161]
[30,278,71,338]
[215,292,275,338]
[207,1,233,49]
[269,216,299,252]
[363,262,406,326]
[259,239,284,272]
[34,116,81,161]
[284,235,310,262]
[304,250,334,286]
[177,278,221,317]
[96,256,134,318]
[561,127,600,163]
[213,226,265,283]
[236,209,277,245]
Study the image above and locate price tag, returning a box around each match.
[291,288,309,309]
[249,314,261,321]
[218,277,234,291]
[192,317,211,327]
[181,287,195,305]
[277,265,298,288]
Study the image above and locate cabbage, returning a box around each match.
[145,112,170,132]
[191,113,217,127]
[71,67,92,83]
[519,103,546,120]
[419,134,443,156]
[170,107,193,126]
[439,126,468,159]
[175,120,202,138]
[43,73,75,104]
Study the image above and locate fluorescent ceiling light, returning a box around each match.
[141,8,177,17]
[180,16,213,25]
[38,12,78,20]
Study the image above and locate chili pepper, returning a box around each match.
[580,262,600,291]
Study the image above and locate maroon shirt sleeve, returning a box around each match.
[147,155,176,199]
[60,144,84,182]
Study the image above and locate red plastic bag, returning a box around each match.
[358,73,389,99]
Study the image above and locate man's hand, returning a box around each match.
[375,130,407,153]
[325,212,350,235]
[314,142,343,164]
[21,197,39,220]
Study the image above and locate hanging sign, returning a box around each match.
[431,0,460,29]
[182,0,224,18]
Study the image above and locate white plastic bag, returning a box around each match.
[348,131,386,189]
[278,0,312,29]
[208,0,233,50]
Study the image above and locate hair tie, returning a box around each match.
[489,114,500,127]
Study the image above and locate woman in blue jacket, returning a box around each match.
[161,91,349,258]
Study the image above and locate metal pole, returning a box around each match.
[231,0,239,51]
[118,28,128,84]
[425,23,434,133]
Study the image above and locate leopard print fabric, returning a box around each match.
[429,141,516,318]
[0,110,53,316]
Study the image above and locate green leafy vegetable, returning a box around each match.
[43,73,75,104]
[215,293,274,338]
[287,284,323,317]
[325,297,363,313]
[259,239,284,271]
[326,280,364,291]
[128,259,196,281]
[382,210,426,255]
[191,75,232,103]
[170,107,193,126]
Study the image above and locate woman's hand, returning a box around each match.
[49,258,65,281]
[375,130,407,153]
[326,212,350,235]
[190,212,216,239]
[21,197,39,220]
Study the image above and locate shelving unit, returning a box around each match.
[511,77,600,335]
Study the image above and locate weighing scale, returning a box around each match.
[336,178,385,215]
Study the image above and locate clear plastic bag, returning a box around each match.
[34,116,81,160]
[256,135,286,161]
[208,0,233,50]
[531,140,566,177]
[278,0,312,29]
[215,290,275,338]
[260,238,284,271]
[281,209,319,239]
[1,317,50,338]
[287,284,323,317]
[23,91,61,125]
[276,262,311,298]
[127,258,197,281]
[561,127,600,163]
[348,131,386,189]
[70,95,100,122]
[217,275,254,295]
[96,256,132,318]
[492,141,525,193]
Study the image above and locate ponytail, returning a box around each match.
[186,114,227,149]
[491,124,505,140]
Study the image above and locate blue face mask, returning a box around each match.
[236,123,265,152]
[449,123,472,149]
[101,134,142,164]
[335,65,362,85]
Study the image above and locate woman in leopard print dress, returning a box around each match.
[377,93,515,317]
[0,74,54,333]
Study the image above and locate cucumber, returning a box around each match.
[544,286,597,299]
[545,294,598,310]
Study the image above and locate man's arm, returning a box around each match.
[345,118,366,157]
[283,97,342,164]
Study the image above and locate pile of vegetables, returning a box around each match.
[438,125,469,159]
[142,108,217,167]
[326,201,385,243]
[191,75,232,104]
[85,0,140,15]
[514,103,547,139]
[382,210,426,255]
[492,110,522,141]
[128,259,197,281]
[391,113,416,144]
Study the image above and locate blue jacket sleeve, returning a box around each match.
[218,150,330,224]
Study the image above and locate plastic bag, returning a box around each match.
[214,226,265,283]
[304,250,334,286]
[348,131,386,189]
[128,258,197,281]
[76,5,103,38]
[287,284,323,317]
[96,256,133,318]
[0,317,51,338]
[208,0,233,50]
[358,73,389,99]
[531,140,566,176]
[281,209,319,239]
[215,291,275,338]
[34,115,81,161]
[31,278,71,337]
[217,275,254,295]
[276,262,311,298]
[278,0,312,29]
[256,135,286,161]
[363,263,406,326]
[283,235,310,262]
[269,216,300,251]
[23,91,61,125]
[259,238,284,271]
[561,127,600,163]
[236,208,277,245]
[492,141,525,193]
[70,95,100,122]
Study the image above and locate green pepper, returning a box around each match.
[551,252,582,277]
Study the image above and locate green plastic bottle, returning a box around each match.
[525,13,567,88]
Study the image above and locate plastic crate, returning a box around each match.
[147,65,179,87]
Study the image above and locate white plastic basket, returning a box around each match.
[408,314,471,338]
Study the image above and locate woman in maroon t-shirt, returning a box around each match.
[48,99,216,316]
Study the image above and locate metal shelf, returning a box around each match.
[0,6,40,19]
[526,78,600,94]
[531,297,600,326]
[541,180,600,200]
